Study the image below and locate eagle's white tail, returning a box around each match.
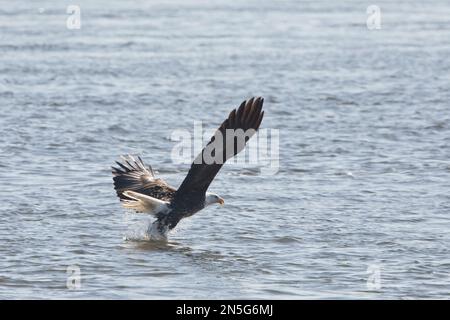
[122,190,170,216]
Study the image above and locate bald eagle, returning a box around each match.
[112,97,264,240]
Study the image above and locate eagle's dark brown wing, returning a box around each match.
[112,155,176,202]
[173,97,264,203]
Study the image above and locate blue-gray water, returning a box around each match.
[1,0,449,299]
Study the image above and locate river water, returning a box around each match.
[0,0,449,299]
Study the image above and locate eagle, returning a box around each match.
[112,97,264,240]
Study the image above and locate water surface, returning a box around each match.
[0,0,449,299]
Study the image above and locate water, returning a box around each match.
[1,0,449,299]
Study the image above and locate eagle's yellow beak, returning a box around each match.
[218,198,225,206]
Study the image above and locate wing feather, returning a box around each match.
[173,97,264,200]
[112,155,176,202]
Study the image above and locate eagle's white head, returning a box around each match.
[205,192,225,207]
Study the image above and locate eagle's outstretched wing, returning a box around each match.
[173,97,264,203]
[112,155,176,202]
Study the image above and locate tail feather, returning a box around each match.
[122,190,170,216]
